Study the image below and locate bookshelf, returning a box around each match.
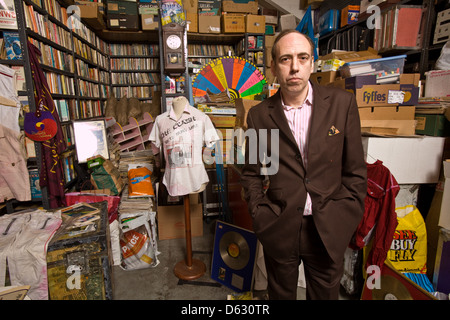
[109,43,160,101]
[237,33,266,75]
[5,1,268,212]
[317,0,441,78]
[187,42,235,76]
[1,0,48,212]
[8,0,114,209]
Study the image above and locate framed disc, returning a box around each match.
[219,231,250,270]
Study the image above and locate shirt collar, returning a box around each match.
[168,103,190,120]
[281,81,313,111]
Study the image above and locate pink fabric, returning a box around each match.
[281,81,313,215]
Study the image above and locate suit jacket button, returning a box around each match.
[295,154,302,161]
[305,178,310,184]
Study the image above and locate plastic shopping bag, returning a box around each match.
[387,205,427,274]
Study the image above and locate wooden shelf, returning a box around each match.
[97,30,159,43]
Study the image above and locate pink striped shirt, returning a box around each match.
[282,81,313,216]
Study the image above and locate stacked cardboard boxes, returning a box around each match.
[313,49,423,136]
[106,0,139,30]
[100,0,161,31]
[139,1,160,30]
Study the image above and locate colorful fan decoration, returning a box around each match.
[192,56,267,101]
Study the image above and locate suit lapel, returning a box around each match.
[308,82,331,146]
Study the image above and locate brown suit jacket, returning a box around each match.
[240,81,367,263]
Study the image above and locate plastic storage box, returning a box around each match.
[339,55,406,83]
[319,9,340,36]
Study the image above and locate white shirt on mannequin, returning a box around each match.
[149,96,219,196]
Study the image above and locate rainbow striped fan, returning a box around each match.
[192,56,267,101]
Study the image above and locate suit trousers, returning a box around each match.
[263,215,344,300]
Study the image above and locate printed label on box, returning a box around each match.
[388,90,405,104]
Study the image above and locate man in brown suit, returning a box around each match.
[240,30,367,300]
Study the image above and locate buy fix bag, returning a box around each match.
[388,205,427,274]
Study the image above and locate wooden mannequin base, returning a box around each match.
[174,258,206,280]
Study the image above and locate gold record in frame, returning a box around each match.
[372,274,413,300]
[219,231,250,270]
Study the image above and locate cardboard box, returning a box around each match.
[141,14,158,30]
[199,0,221,15]
[415,113,450,136]
[360,105,415,119]
[77,2,105,30]
[198,15,221,33]
[264,15,278,25]
[354,83,419,107]
[280,14,297,30]
[157,193,203,240]
[433,227,450,294]
[222,0,258,14]
[344,74,377,93]
[222,14,245,33]
[107,0,138,15]
[330,74,420,107]
[340,5,360,27]
[361,136,445,184]
[360,105,416,136]
[245,15,265,33]
[107,14,139,30]
[425,70,450,98]
[208,115,236,128]
[234,98,260,129]
[186,12,198,33]
[183,0,198,13]
[310,71,338,85]
[265,35,275,47]
[320,47,380,63]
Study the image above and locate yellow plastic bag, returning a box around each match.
[387,205,427,274]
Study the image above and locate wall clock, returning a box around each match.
[162,23,186,74]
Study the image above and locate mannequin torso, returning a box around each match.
[170,96,207,194]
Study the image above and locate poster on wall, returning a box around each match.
[0,0,18,29]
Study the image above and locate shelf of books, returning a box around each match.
[236,33,266,75]
[18,0,111,194]
[72,21,109,118]
[109,43,160,102]
[187,43,235,76]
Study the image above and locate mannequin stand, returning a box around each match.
[174,194,206,280]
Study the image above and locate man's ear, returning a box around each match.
[270,59,276,76]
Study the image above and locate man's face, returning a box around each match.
[271,33,314,97]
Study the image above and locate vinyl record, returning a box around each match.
[219,231,250,270]
[372,274,413,300]
[361,261,436,300]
